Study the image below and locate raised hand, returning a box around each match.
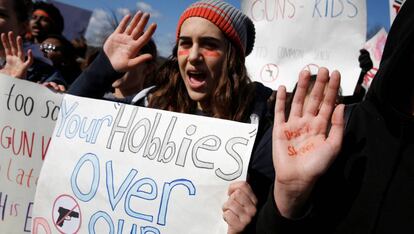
[222,181,257,234]
[272,68,344,218]
[0,32,33,79]
[103,11,157,72]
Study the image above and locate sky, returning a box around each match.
[52,0,391,57]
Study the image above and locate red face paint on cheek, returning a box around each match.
[201,50,221,57]
[178,49,189,56]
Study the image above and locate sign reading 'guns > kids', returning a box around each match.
[242,0,367,95]
[32,94,257,234]
[0,75,63,234]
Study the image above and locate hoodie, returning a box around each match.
[257,1,414,233]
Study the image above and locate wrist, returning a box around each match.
[227,230,241,234]
[273,180,314,219]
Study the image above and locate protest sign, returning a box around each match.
[362,28,387,89]
[389,0,406,25]
[32,94,257,234]
[0,75,63,233]
[241,0,367,95]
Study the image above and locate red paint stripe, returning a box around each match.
[178,49,189,56]
[201,50,221,57]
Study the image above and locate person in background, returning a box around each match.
[0,32,33,78]
[257,1,414,233]
[0,0,32,64]
[40,34,81,86]
[342,48,374,104]
[0,0,65,89]
[103,38,158,103]
[68,1,274,232]
[71,36,88,64]
[27,1,64,44]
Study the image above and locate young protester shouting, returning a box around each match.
[28,1,64,44]
[68,1,274,233]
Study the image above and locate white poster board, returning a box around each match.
[389,0,406,25]
[242,0,367,95]
[362,28,387,89]
[0,75,63,233]
[32,94,257,234]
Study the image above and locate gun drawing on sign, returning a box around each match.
[56,207,79,227]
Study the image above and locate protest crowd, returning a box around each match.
[0,0,413,233]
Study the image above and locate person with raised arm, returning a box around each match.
[69,1,275,233]
[0,0,66,90]
[257,1,414,233]
[0,31,33,78]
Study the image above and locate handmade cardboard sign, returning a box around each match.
[389,0,406,25]
[32,94,257,234]
[362,28,387,89]
[0,75,63,233]
[242,0,367,95]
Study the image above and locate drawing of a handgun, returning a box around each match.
[57,207,79,227]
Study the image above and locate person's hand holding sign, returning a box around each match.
[222,181,257,234]
[272,68,345,218]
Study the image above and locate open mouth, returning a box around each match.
[31,26,40,34]
[187,70,207,89]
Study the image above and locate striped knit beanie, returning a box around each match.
[176,0,255,57]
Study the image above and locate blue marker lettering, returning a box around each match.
[71,153,100,202]
[125,178,157,222]
[106,161,138,210]
[157,179,196,225]
[89,211,114,234]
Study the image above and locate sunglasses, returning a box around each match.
[40,43,62,53]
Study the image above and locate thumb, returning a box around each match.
[25,49,33,67]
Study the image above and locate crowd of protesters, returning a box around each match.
[1,0,413,233]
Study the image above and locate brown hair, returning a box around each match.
[148,42,256,122]
[139,38,159,89]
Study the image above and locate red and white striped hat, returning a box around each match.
[176,0,255,57]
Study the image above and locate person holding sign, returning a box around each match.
[257,1,414,233]
[68,1,274,233]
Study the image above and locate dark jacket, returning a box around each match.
[23,42,68,88]
[257,2,414,233]
[26,58,67,87]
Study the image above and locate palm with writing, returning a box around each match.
[272,68,344,218]
[103,11,157,73]
[0,32,33,79]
